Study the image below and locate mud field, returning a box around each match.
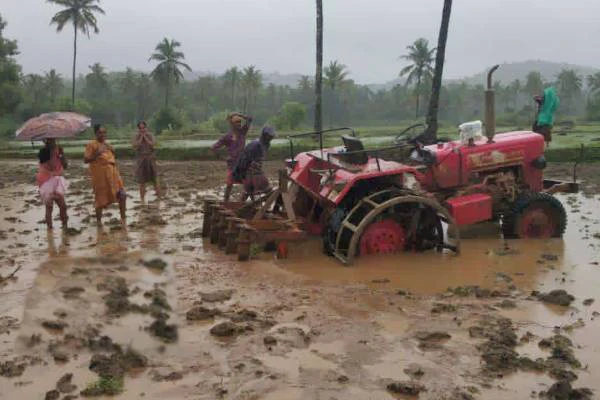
[1,160,599,400]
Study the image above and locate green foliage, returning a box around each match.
[277,102,307,130]
[586,94,600,121]
[0,14,22,115]
[210,111,230,133]
[56,96,92,115]
[0,115,18,139]
[82,376,124,396]
[153,107,183,134]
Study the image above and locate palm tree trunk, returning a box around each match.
[71,21,78,110]
[165,76,170,107]
[416,75,421,119]
[425,0,453,143]
[231,81,235,109]
[314,0,323,132]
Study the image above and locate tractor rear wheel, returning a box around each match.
[502,193,567,239]
[359,218,406,255]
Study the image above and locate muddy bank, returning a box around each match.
[0,160,599,399]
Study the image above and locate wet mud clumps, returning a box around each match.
[144,287,172,317]
[147,319,179,343]
[0,360,26,377]
[99,277,171,318]
[99,276,133,316]
[186,306,221,321]
[447,286,506,298]
[539,381,593,400]
[82,346,147,397]
[142,258,168,271]
[475,317,520,376]
[386,381,427,396]
[536,289,576,307]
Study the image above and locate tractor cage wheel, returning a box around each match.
[332,190,460,265]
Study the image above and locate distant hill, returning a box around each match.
[456,60,599,86]
[183,60,599,90]
[183,70,304,87]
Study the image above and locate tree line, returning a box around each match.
[2,1,600,139]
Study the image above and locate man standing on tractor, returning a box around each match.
[533,86,559,145]
[233,126,276,202]
[212,112,253,201]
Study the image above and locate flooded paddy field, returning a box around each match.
[0,160,599,399]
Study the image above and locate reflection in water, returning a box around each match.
[137,204,163,251]
[46,229,70,257]
[95,225,130,257]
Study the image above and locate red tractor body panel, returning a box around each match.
[420,131,545,192]
[289,131,545,208]
[446,193,493,226]
[289,148,415,205]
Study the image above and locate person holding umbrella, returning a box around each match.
[15,111,91,230]
[37,138,69,229]
[84,124,127,226]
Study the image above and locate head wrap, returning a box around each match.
[261,126,275,139]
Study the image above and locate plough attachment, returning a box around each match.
[201,170,307,261]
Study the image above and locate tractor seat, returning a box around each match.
[333,135,369,165]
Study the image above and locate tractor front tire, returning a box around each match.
[502,193,567,239]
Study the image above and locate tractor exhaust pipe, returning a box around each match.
[485,65,500,143]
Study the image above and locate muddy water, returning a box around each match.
[1,159,600,400]
[275,193,600,398]
[277,194,599,296]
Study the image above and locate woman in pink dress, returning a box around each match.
[37,138,69,229]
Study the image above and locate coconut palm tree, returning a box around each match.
[222,66,241,109]
[149,38,192,107]
[23,74,46,114]
[424,0,452,142]
[48,0,105,109]
[523,71,544,98]
[586,72,600,95]
[240,65,262,113]
[400,38,436,119]
[324,61,349,125]
[314,0,323,132]
[324,61,349,91]
[135,73,152,120]
[556,69,582,114]
[45,69,64,106]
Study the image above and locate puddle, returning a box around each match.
[259,348,338,380]
[276,194,600,297]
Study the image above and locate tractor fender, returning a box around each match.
[340,194,461,265]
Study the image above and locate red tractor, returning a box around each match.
[202,66,578,264]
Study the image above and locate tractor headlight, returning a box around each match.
[532,156,546,170]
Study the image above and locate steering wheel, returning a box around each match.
[394,123,427,145]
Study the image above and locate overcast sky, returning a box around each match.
[3,0,600,84]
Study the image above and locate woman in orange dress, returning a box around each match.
[37,138,69,229]
[84,124,127,226]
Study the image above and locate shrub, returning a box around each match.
[153,107,183,134]
[210,111,231,133]
[280,102,307,130]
